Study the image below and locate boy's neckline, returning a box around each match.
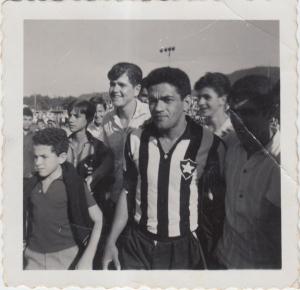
[40,166,63,194]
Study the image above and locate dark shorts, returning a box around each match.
[119,225,206,270]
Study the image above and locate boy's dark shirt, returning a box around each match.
[24,162,94,248]
[28,176,96,253]
[68,131,114,207]
[28,177,76,253]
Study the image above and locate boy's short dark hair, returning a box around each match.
[107,62,143,86]
[33,128,69,155]
[23,107,33,117]
[90,96,107,111]
[229,74,276,115]
[194,72,231,96]
[67,100,95,123]
[144,67,191,99]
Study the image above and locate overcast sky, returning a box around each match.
[24,20,279,97]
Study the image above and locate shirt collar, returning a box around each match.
[113,99,148,122]
[68,131,91,148]
[237,128,280,159]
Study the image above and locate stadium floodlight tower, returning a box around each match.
[159,46,176,65]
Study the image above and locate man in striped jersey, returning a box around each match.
[102,67,225,270]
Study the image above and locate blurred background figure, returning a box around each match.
[88,96,107,141]
[36,119,46,131]
[47,119,57,128]
[194,72,233,138]
[137,78,149,104]
[23,107,35,179]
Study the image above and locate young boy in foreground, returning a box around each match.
[23,128,103,270]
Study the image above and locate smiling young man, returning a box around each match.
[194,73,233,138]
[102,67,225,270]
[102,62,151,204]
[216,75,281,269]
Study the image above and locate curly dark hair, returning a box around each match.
[33,128,69,155]
[194,72,231,96]
[144,67,191,99]
[107,62,143,86]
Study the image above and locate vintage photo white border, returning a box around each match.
[1,0,298,288]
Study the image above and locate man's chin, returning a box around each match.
[154,121,169,131]
[111,99,124,107]
[37,172,47,178]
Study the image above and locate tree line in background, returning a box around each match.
[23,66,279,111]
[23,92,110,111]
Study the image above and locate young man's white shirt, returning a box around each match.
[102,99,151,202]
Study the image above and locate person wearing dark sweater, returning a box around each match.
[67,100,114,219]
[23,128,103,270]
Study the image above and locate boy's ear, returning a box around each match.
[58,152,67,164]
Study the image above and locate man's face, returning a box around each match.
[148,83,185,131]
[37,121,46,131]
[33,145,65,178]
[68,109,88,133]
[94,104,106,126]
[23,116,33,131]
[195,87,226,118]
[109,73,140,108]
[230,98,270,149]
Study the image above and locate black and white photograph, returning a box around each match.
[2,1,298,288]
[22,19,281,271]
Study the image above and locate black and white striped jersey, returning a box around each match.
[124,117,225,239]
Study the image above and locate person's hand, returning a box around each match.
[76,255,93,270]
[84,163,94,175]
[102,242,121,270]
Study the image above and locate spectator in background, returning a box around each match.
[23,107,35,179]
[36,119,46,131]
[216,75,281,269]
[88,96,107,141]
[137,78,149,104]
[67,100,114,221]
[102,62,151,205]
[47,120,57,128]
[194,73,233,138]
